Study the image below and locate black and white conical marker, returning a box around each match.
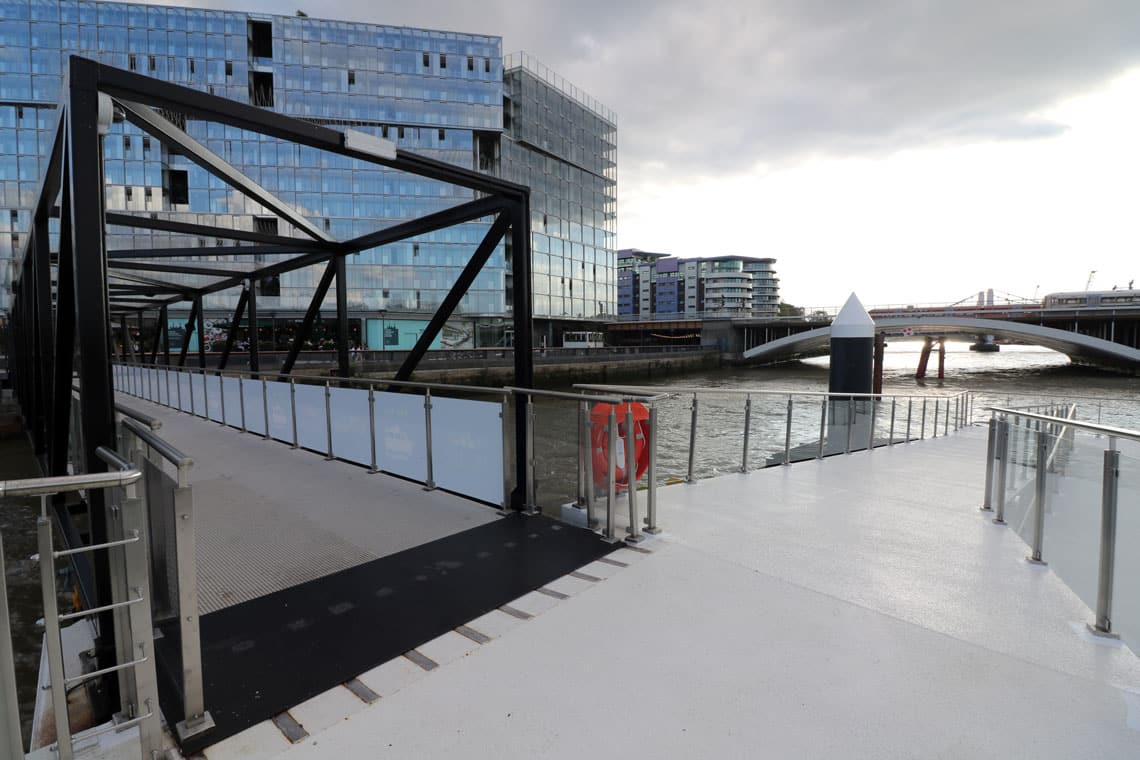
[829,293,875,395]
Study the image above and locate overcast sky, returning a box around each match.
[168,0,1140,308]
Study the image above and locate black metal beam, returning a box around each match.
[394,212,511,382]
[151,305,165,365]
[104,212,340,250]
[340,196,506,253]
[218,286,249,371]
[195,294,206,369]
[178,297,198,367]
[91,59,529,199]
[108,244,321,259]
[334,255,349,378]
[67,56,119,703]
[108,260,252,279]
[48,149,76,479]
[247,279,260,375]
[33,223,55,455]
[280,261,336,377]
[509,200,534,510]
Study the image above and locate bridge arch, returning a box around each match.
[741,317,1140,373]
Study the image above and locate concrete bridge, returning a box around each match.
[739,315,1140,374]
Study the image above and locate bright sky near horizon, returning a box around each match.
[149,0,1140,309]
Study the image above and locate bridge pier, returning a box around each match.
[916,337,946,382]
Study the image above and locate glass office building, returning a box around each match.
[0,0,617,347]
[617,249,780,318]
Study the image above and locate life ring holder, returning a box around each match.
[589,402,650,489]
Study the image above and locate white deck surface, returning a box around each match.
[117,396,499,612]
[205,425,1140,760]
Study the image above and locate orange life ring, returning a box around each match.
[590,402,650,488]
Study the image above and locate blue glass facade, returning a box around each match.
[0,1,617,338]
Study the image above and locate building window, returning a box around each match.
[440,54,446,69]
[397,126,404,139]
[467,55,473,72]
[323,217,330,231]
[225,60,233,77]
[142,136,151,154]
[148,54,156,71]
[128,54,136,71]
[123,135,131,151]
[422,52,429,67]
[124,186,133,202]
[249,71,274,107]
[347,69,355,87]
[381,125,388,139]
[413,243,419,257]
[484,58,490,73]
[248,20,273,58]
[189,58,195,74]
[438,128,444,141]
[382,289,389,298]
[168,169,189,205]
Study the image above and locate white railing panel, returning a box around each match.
[206,374,224,422]
[293,384,328,454]
[266,381,293,443]
[241,379,267,435]
[430,396,503,504]
[177,372,193,413]
[329,386,372,467]
[374,390,428,483]
[221,376,242,428]
[190,372,206,416]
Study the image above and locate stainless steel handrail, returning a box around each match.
[0,468,141,498]
[985,407,1140,444]
[116,360,509,397]
[577,382,967,402]
[121,416,194,487]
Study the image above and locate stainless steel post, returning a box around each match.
[954,396,960,430]
[500,396,512,512]
[606,407,618,541]
[933,399,939,438]
[944,398,950,436]
[324,381,334,460]
[239,375,247,432]
[686,394,698,483]
[1028,430,1049,564]
[176,367,182,411]
[37,518,73,760]
[1089,446,1121,637]
[866,398,876,451]
[741,395,752,472]
[171,483,210,739]
[577,401,587,506]
[218,373,226,425]
[646,404,660,534]
[523,394,536,511]
[920,399,927,440]
[817,397,827,459]
[584,406,597,529]
[889,398,897,445]
[424,388,436,490]
[0,534,25,760]
[202,368,209,418]
[188,369,196,416]
[906,398,913,443]
[981,416,996,511]
[261,377,270,440]
[290,378,299,448]
[165,368,172,408]
[844,399,853,454]
[368,386,378,473]
[119,478,163,758]
[625,405,642,543]
[993,417,1009,525]
[784,397,794,465]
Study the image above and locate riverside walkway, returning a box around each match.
[197,425,1140,760]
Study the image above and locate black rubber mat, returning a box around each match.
[155,513,617,753]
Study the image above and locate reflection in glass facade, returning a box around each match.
[501,52,617,320]
[0,0,617,342]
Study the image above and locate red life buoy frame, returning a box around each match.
[590,402,650,489]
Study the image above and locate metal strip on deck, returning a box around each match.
[156,514,616,754]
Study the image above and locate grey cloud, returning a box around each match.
[212,0,1140,175]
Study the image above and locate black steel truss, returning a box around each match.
[6,55,536,710]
